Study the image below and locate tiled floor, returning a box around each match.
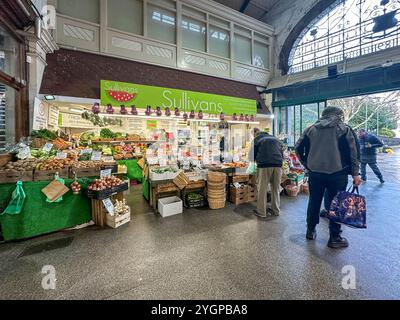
[0,150,399,300]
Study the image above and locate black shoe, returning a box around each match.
[380,179,385,184]
[306,227,317,240]
[328,236,349,249]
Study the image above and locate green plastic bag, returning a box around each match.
[2,181,26,215]
[246,162,257,175]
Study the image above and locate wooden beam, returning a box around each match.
[0,71,24,90]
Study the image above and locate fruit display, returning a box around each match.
[223,162,247,168]
[70,180,82,195]
[88,176,124,191]
[36,159,74,171]
[0,159,40,172]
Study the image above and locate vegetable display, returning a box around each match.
[0,159,40,172]
[31,129,58,140]
[36,159,74,171]
[88,176,124,191]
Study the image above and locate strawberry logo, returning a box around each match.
[107,90,137,103]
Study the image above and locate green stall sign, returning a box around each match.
[100,80,257,116]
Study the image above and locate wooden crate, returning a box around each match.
[155,182,180,193]
[91,193,124,227]
[34,169,70,181]
[186,180,206,190]
[231,175,250,183]
[106,210,131,229]
[69,166,101,178]
[0,170,34,183]
[248,186,257,202]
[229,186,248,205]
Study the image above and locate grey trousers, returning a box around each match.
[257,167,282,216]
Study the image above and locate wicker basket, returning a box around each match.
[285,185,300,197]
[207,180,226,189]
[207,171,226,183]
[31,138,49,149]
[208,199,226,210]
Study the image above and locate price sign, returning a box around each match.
[102,156,114,162]
[159,158,167,167]
[56,151,68,159]
[91,151,102,161]
[80,149,92,155]
[183,160,190,171]
[100,168,112,178]
[102,198,114,216]
[18,146,31,160]
[233,154,241,163]
[42,143,53,153]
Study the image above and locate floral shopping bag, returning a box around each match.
[328,186,367,229]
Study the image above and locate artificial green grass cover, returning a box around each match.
[116,159,143,182]
[0,179,92,241]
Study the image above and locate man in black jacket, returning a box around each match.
[249,130,283,217]
[296,107,361,249]
[358,129,385,183]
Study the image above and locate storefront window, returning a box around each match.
[234,34,251,65]
[209,25,230,58]
[274,102,325,147]
[0,84,16,151]
[253,41,269,69]
[0,25,20,79]
[108,0,143,35]
[147,4,176,44]
[58,0,100,24]
[182,17,206,52]
[286,106,294,146]
[294,105,302,145]
[302,103,319,129]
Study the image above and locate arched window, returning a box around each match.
[288,0,400,74]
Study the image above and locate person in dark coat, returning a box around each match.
[358,129,385,183]
[296,107,361,249]
[249,131,283,217]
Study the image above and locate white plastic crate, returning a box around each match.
[158,196,183,218]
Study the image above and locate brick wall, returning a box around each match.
[40,49,262,102]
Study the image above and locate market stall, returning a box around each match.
[0,79,276,240]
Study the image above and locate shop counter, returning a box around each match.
[0,179,92,241]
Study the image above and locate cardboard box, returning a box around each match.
[158,196,183,218]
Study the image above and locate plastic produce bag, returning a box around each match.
[246,162,257,175]
[2,181,26,215]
